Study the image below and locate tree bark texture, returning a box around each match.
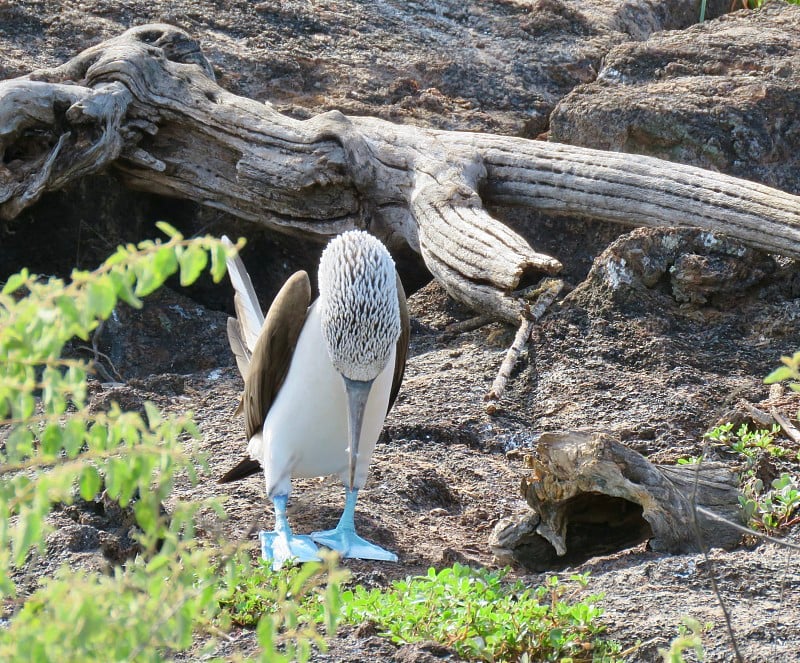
[489,431,743,571]
[2,24,799,322]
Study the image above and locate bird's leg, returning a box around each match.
[260,494,321,570]
[311,488,398,562]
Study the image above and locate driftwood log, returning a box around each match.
[2,24,800,325]
[490,432,743,571]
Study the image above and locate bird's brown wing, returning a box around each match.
[388,271,410,413]
[218,270,312,484]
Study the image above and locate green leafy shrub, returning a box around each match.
[739,472,800,533]
[341,564,620,662]
[0,222,229,590]
[706,423,800,533]
[706,422,789,460]
[0,225,342,661]
[218,554,347,661]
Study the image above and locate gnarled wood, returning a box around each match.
[1,24,800,323]
[490,431,742,571]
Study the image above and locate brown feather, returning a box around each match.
[219,270,312,483]
[226,316,251,379]
[243,271,311,440]
[388,272,410,413]
[218,457,262,484]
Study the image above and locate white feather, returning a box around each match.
[222,235,264,353]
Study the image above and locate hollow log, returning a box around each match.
[490,431,743,571]
[2,24,800,323]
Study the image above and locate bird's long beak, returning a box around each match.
[343,377,373,491]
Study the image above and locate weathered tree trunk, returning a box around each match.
[2,24,800,323]
[490,431,742,571]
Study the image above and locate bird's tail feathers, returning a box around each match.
[217,457,262,484]
[227,316,251,378]
[217,430,266,484]
[222,235,264,353]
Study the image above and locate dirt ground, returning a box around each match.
[12,225,800,662]
[2,1,800,660]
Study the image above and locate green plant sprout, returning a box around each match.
[217,555,346,630]
[658,616,710,663]
[705,423,788,460]
[739,473,800,534]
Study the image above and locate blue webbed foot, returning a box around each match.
[310,487,398,562]
[262,494,321,570]
[311,525,398,561]
[259,530,321,571]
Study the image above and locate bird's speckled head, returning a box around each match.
[318,230,400,382]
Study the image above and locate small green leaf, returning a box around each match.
[765,366,795,384]
[13,506,42,567]
[6,427,34,461]
[178,244,208,286]
[144,401,163,430]
[210,243,228,283]
[133,498,157,535]
[257,614,277,653]
[108,270,142,309]
[40,423,63,456]
[134,260,159,297]
[152,246,178,281]
[79,466,101,501]
[87,276,117,320]
[2,269,29,295]
[155,221,182,239]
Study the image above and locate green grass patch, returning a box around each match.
[341,564,620,662]
[217,561,620,661]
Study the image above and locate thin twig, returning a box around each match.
[484,278,563,411]
[741,401,775,428]
[689,447,744,663]
[618,637,662,658]
[522,278,563,319]
[444,314,493,335]
[771,407,800,445]
[694,506,800,551]
[775,548,793,661]
[74,320,124,382]
[485,318,533,408]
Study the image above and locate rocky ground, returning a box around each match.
[3,1,800,661]
[12,231,800,661]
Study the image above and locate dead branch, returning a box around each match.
[485,278,563,409]
[2,24,800,323]
[490,431,743,571]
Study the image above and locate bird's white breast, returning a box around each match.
[250,301,396,497]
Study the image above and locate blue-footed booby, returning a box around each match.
[219,230,409,568]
